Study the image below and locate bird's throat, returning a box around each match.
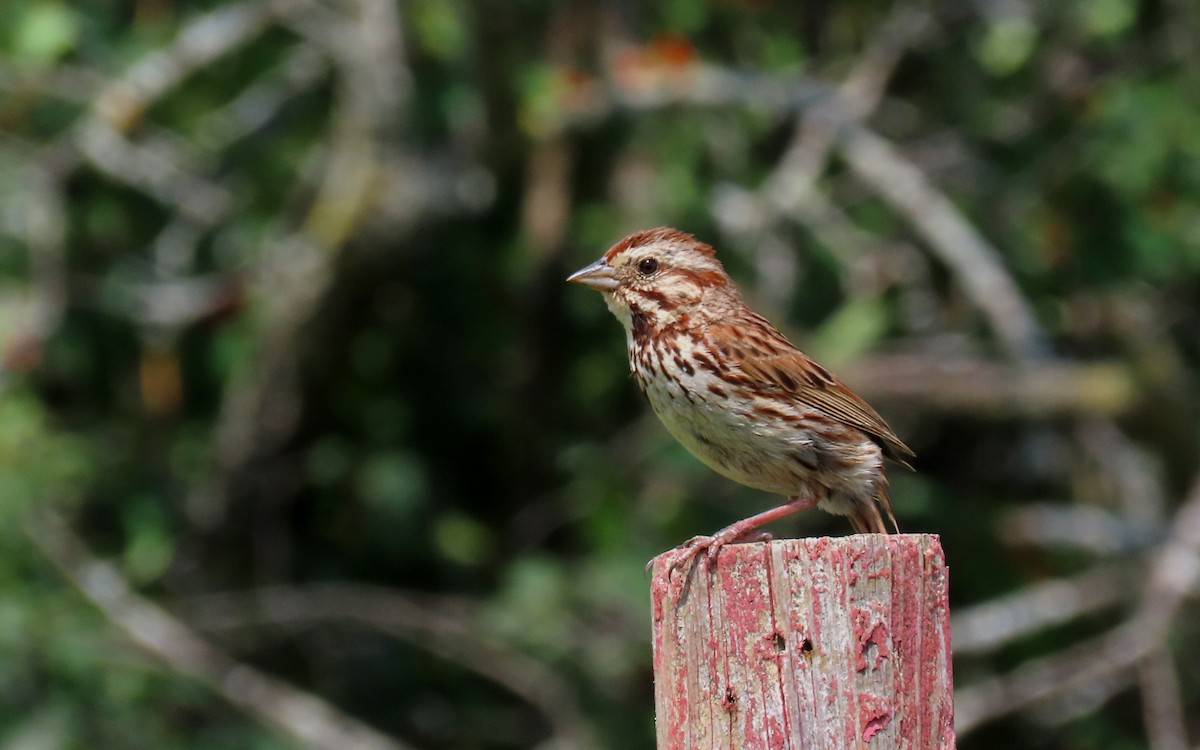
[630,306,652,341]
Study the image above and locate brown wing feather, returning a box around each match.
[705,317,915,467]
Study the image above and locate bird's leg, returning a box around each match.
[664,496,819,574]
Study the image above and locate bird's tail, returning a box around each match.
[847,482,900,534]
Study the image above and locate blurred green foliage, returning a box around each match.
[1,0,1199,748]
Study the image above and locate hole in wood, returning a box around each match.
[721,686,738,712]
[772,632,786,652]
[801,638,814,654]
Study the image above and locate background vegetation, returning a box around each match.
[2,0,1199,747]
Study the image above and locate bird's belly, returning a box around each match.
[662,407,802,494]
[633,360,878,494]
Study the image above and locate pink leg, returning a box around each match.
[665,496,819,574]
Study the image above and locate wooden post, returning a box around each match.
[650,534,953,749]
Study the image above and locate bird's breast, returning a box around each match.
[627,334,778,489]
[625,332,883,498]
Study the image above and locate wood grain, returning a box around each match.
[650,535,954,749]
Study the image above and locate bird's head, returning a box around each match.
[567,227,735,333]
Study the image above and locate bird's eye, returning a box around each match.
[637,258,659,275]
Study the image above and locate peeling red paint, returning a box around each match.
[859,689,893,743]
[650,535,954,748]
[855,619,892,672]
[861,707,892,741]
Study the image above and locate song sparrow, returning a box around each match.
[568,227,914,568]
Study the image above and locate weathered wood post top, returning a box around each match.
[650,534,953,749]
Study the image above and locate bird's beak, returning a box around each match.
[566,258,619,291]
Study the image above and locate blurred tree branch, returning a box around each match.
[182,584,603,750]
[842,354,1138,417]
[26,513,418,750]
[951,563,1136,656]
[835,122,1049,359]
[956,470,1200,736]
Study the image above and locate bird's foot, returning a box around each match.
[648,497,817,576]
[652,528,774,577]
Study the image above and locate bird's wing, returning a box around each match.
[703,318,915,466]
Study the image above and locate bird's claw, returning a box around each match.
[667,535,717,577]
[648,529,775,577]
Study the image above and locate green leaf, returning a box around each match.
[808,297,889,367]
[433,511,493,566]
[412,0,468,62]
[1079,0,1136,38]
[356,451,426,518]
[12,3,80,64]
[975,17,1037,76]
[122,497,174,584]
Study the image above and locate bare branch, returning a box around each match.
[955,620,1143,734]
[73,122,233,225]
[537,65,829,137]
[839,353,1138,417]
[1074,416,1169,525]
[736,9,937,314]
[957,472,1200,735]
[0,63,109,104]
[183,584,603,750]
[187,0,415,529]
[67,2,278,225]
[713,11,934,299]
[90,1,274,133]
[1139,649,1190,750]
[836,124,1049,359]
[11,156,70,337]
[998,504,1159,555]
[1026,664,1137,728]
[951,563,1135,655]
[194,46,331,152]
[765,7,934,214]
[1138,474,1200,634]
[26,514,417,750]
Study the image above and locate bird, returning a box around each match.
[567,227,914,569]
